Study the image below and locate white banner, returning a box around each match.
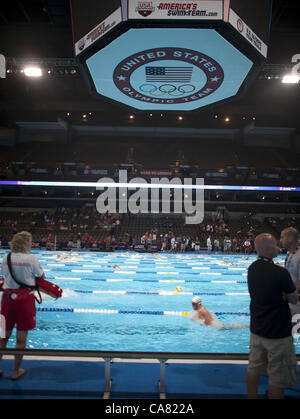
[75,8,122,56]
[128,0,223,20]
[228,8,268,58]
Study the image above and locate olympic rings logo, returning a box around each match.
[139,83,196,97]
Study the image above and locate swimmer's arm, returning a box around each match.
[199,307,214,325]
[204,311,214,326]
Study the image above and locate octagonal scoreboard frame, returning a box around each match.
[70,0,273,111]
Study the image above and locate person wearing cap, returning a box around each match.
[280,227,300,315]
[191,296,214,326]
[191,296,248,330]
[246,233,298,399]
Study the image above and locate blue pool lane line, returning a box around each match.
[73,290,249,296]
[37,307,250,316]
[47,277,248,284]
[42,268,247,276]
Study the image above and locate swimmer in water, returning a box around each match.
[222,258,234,266]
[56,253,68,260]
[191,296,214,326]
[107,264,121,269]
[190,296,249,329]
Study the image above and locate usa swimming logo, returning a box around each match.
[113,47,224,105]
[135,1,155,17]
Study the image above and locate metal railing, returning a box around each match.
[0,348,254,399]
[2,349,299,398]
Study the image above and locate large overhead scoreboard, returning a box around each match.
[70,0,273,111]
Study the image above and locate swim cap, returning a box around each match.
[192,296,202,305]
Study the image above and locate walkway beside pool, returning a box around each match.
[0,358,300,399]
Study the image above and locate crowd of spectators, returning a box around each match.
[0,208,299,253]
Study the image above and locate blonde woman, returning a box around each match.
[0,231,45,380]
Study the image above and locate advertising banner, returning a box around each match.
[228,8,268,58]
[139,169,174,177]
[75,8,122,56]
[128,0,223,20]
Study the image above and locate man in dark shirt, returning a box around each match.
[246,233,298,399]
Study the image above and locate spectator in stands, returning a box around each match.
[246,233,298,399]
[232,237,238,253]
[243,239,252,254]
[147,234,152,249]
[185,236,190,251]
[161,235,167,252]
[194,238,200,254]
[170,236,177,253]
[152,230,157,243]
[105,235,111,251]
[84,233,90,248]
[76,234,81,251]
[214,238,220,254]
[46,234,52,251]
[280,227,300,315]
[224,237,232,254]
[180,236,187,252]
[207,236,212,254]
[206,223,212,233]
[0,232,45,380]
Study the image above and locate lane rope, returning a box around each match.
[37,307,250,316]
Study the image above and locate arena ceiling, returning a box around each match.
[0,0,300,131]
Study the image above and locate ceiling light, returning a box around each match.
[282,74,300,84]
[23,67,42,77]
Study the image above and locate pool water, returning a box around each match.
[1,250,299,354]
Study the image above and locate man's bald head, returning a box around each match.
[254,233,279,260]
[280,227,299,251]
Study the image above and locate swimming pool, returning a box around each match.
[1,250,299,354]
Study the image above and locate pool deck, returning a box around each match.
[0,357,300,399]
